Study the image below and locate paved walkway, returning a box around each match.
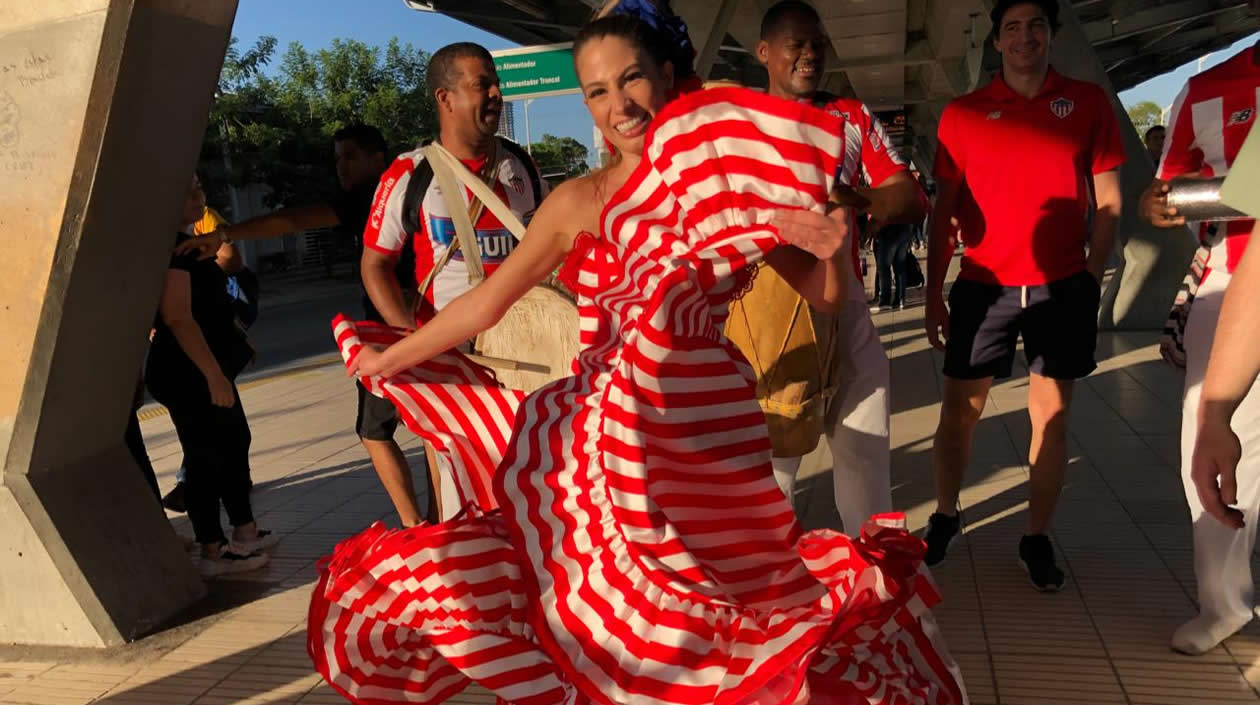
[3,295,1259,705]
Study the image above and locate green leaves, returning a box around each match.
[200,35,437,214]
[528,134,589,180]
[1126,100,1163,135]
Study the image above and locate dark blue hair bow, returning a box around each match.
[609,0,697,78]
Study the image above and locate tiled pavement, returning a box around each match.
[3,288,1260,704]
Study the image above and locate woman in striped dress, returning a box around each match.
[309,13,966,705]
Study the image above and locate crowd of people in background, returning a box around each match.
[123,0,1260,698]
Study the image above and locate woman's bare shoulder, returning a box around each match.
[541,174,605,228]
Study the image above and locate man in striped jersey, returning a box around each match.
[1141,11,1260,654]
[755,0,928,536]
[360,42,546,524]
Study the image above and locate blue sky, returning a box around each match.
[230,0,594,153]
[230,0,1256,153]
[1118,34,1259,114]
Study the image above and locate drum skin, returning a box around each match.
[475,284,580,394]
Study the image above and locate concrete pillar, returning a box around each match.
[0,0,236,646]
[1050,0,1196,330]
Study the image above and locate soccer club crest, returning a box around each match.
[509,175,526,195]
[1049,97,1075,119]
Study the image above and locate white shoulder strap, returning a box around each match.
[429,142,529,241]
[422,143,485,282]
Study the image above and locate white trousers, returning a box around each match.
[772,279,892,535]
[1181,268,1260,624]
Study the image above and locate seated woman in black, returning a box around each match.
[146,175,276,578]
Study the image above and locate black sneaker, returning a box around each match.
[1018,534,1066,592]
[924,512,961,567]
[162,482,187,513]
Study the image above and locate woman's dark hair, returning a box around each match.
[574,1,695,80]
[333,123,387,158]
[990,0,1060,33]
[574,15,672,76]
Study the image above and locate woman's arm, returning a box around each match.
[159,269,235,406]
[178,205,342,259]
[354,180,586,378]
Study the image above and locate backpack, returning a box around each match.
[397,138,543,293]
[226,267,261,328]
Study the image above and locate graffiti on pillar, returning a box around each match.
[0,90,19,148]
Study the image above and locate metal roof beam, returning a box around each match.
[825,39,936,73]
[1083,0,1247,46]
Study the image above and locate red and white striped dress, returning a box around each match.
[309,87,967,705]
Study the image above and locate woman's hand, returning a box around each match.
[774,206,852,261]
[205,368,236,408]
[176,230,227,259]
[348,345,388,378]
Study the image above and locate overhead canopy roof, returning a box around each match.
[405,0,1259,163]
[407,0,1258,94]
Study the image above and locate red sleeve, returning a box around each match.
[1157,82,1203,180]
[933,102,964,185]
[362,156,417,259]
[1091,87,1127,174]
[855,103,909,187]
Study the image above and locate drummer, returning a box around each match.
[755,1,927,534]
[1139,21,1259,655]
[362,41,547,522]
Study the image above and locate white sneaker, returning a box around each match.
[199,545,269,578]
[231,529,280,554]
[1170,612,1253,655]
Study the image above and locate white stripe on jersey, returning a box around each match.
[1192,96,1227,176]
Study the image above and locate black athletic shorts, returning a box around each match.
[944,269,1100,381]
[356,380,399,441]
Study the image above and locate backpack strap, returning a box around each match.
[400,150,434,241]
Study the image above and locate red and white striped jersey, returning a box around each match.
[1158,44,1259,273]
[363,140,546,311]
[815,95,908,189]
[814,94,914,285]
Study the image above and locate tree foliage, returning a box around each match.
[528,134,590,180]
[200,35,437,214]
[1126,100,1163,135]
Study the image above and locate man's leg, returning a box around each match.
[770,455,803,507]
[932,376,993,515]
[874,235,892,306]
[825,301,891,536]
[927,277,1017,566]
[1025,373,1074,536]
[357,382,424,527]
[891,231,912,307]
[1173,271,1260,653]
[1017,271,1101,591]
[363,438,424,526]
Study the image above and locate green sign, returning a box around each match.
[492,43,581,101]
